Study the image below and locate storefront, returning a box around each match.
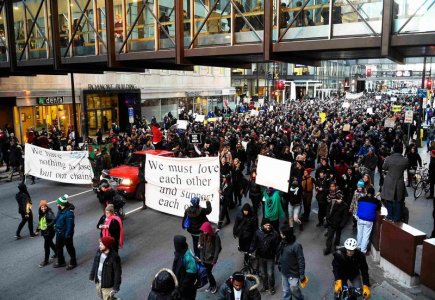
[14,95,81,144]
[82,84,141,136]
[141,88,236,122]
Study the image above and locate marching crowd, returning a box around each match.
[6,93,435,300]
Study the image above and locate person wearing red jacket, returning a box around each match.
[151,122,163,149]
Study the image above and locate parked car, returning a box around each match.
[108,149,174,200]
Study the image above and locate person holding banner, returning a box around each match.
[182,197,212,257]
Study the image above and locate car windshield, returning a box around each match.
[126,153,145,167]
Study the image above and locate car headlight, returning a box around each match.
[120,178,133,186]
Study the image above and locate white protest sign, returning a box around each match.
[145,155,220,223]
[342,102,350,108]
[176,120,189,130]
[255,155,291,192]
[366,107,374,115]
[404,110,413,124]
[390,97,397,102]
[250,110,259,116]
[269,106,274,111]
[24,144,94,184]
[241,141,248,151]
[375,95,382,100]
[195,115,205,122]
[384,118,396,128]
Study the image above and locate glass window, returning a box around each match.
[141,99,161,122]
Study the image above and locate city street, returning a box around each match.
[0,165,432,300]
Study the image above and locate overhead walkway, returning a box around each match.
[0,0,434,76]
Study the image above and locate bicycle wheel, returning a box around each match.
[410,175,418,189]
[414,181,425,200]
[239,266,254,276]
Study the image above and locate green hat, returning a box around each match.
[56,194,69,206]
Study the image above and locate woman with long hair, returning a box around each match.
[36,200,56,267]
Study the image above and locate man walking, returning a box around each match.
[54,194,77,270]
[89,236,122,300]
[380,143,408,222]
[277,227,307,300]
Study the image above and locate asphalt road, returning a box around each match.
[0,165,432,300]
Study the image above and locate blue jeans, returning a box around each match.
[357,219,373,253]
[258,257,275,289]
[282,275,304,300]
[385,200,401,222]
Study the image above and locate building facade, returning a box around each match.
[0,67,235,143]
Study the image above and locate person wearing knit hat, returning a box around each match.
[250,217,280,295]
[90,236,122,299]
[97,204,124,253]
[277,226,307,298]
[54,194,77,270]
[36,200,56,267]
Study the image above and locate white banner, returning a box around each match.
[145,155,220,223]
[345,92,364,100]
[255,155,291,192]
[24,144,94,184]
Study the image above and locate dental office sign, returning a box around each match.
[25,144,94,184]
[145,155,220,223]
[37,96,64,105]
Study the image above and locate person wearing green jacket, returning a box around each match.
[262,187,285,231]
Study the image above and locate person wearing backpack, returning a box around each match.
[172,235,197,300]
[182,197,212,257]
[198,222,222,294]
[147,268,181,300]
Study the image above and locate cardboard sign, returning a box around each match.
[343,124,351,132]
[255,155,292,192]
[384,118,396,128]
[404,110,413,124]
[145,155,220,223]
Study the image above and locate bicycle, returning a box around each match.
[414,177,431,200]
[335,285,365,300]
[410,163,428,189]
[238,249,259,276]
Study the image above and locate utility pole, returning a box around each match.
[417,56,426,148]
[71,73,80,149]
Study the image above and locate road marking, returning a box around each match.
[126,206,143,215]
[47,189,93,204]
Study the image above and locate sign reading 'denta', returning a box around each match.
[87,84,138,90]
[37,96,64,105]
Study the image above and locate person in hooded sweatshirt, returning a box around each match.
[182,196,212,257]
[217,272,261,300]
[148,268,181,300]
[356,187,381,254]
[172,235,197,300]
[262,187,285,231]
[15,183,36,239]
[233,203,259,255]
[199,221,222,294]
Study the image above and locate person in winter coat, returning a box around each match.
[249,218,280,295]
[232,158,244,207]
[381,143,409,222]
[301,168,314,222]
[332,238,371,299]
[341,167,358,205]
[97,204,124,253]
[350,180,366,228]
[172,235,197,300]
[356,187,381,254]
[315,170,330,227]
[324,183,348,255]
[54,195,77,270]
[277,226,307,300]
[360,148,378,183]
[15,183,36,239]
[284,180,304,231]
[247,170,262,215]
[89,236,122,300]
[218,175,233,229]
[199,222,222,294]
[182,197,212,257]
[233,203,258,253]
[262,187,285,231]
[36,200,56,267]
[217,272,261,300]
[148,268,180,300]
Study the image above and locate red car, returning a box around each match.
[108,149,174,199]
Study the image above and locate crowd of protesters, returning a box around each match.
[7,92,435,299]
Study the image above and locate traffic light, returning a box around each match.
[427,79,432,90]
[277,80,285,90]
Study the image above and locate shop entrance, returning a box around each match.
[87,109,113,135]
